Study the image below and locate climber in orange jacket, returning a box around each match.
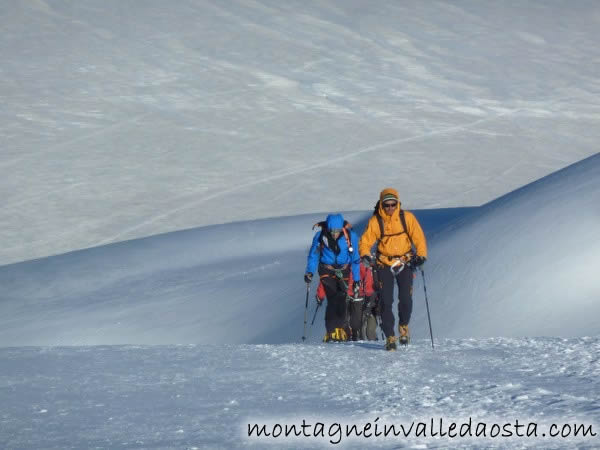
[359,188,427,350]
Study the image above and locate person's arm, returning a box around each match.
[305,232,322,275]
[407,212,427,258]
[358,216,380,258]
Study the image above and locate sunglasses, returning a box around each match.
[330,228,342,234]
[382,202,397,209]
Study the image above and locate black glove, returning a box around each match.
[304,272,313,284]
[316,296,324,306]
[352,281,361,297]
[361,255,374,267]
[412,256,426,267]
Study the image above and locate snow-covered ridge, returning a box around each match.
[1,154,598,346]
[415,152,600,339]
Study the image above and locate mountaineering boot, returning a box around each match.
[323,328,348,343]
[398,325,410,346]
[332,327,348,342]
[385,335,397,351]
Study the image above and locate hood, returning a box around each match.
[378,188,402,218]
[326,214,345,230]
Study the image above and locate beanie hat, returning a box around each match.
[379,188,399,203]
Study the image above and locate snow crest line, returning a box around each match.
[93,108,523,246]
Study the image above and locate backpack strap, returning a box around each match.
[374,209,415,254]
[376,212,384,241]
[374,211,410,241]
[341,227,353,253]
[399,210,416,250]
[313,220,354,255]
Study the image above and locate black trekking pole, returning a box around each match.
[359,279,367,340]
[370,260,385,341]
[310,301,322,326]
[304,301,321,341]
[302,283,310,342]
[419,267,435,349]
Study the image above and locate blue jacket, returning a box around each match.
[305,214,361,281]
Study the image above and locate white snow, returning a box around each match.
[1,1,600,449]
[0,340,598,448]
[417,153,600,339]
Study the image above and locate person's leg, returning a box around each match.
[320,275,339,333]
[364,294,378,340]
[377,266,396,337]
[396,268,414,326]
[319,267,350,340]
[396,268,414,344]
[349,299,364,340]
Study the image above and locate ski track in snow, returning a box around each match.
[4,1,600,265]
[4,182,85,209]
[1,112,155,170]
[1,338,598,449]
[92,106,525,247]
[91,88,585,248]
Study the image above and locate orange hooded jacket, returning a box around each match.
[359,188,427,266]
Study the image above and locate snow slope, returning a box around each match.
[2,0,600,264]
[0,155,598,347]
[414,152,600,338]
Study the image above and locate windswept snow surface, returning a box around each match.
[1,339,599,449]
[2,0,600,264]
